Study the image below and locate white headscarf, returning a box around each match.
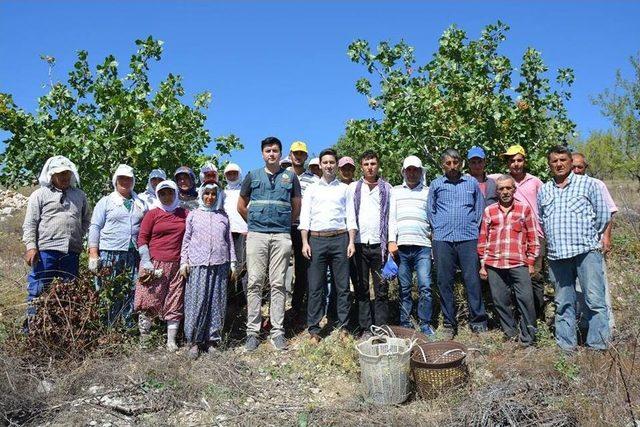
[199,162,218,184]
[38,156,80,187]
[145,169,166,195]
[154,180,180,213]
[224,163,242,190]
[197,183,225,212]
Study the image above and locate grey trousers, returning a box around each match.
[245,232,292,338]
[487,265,537,344]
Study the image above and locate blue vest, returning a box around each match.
[247,168,295,233]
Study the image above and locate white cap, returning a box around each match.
[402,156,423,170]
[112,164,135,188]
[280,158,292,166]
[224,163,241,174]
[309,157,320,166]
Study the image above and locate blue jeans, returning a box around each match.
[397,245,432,329]
[549,250,610,350]
[432,240,487,331]
[26,250,80,316]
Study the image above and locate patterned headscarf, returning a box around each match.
[174,166,198,198]
[197,183,224,212]
[145,169,166,195]
[199,162,219,185]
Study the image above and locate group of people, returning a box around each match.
[22,137,616,357]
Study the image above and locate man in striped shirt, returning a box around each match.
[388,156,434,335]
[538,146,611,352]
[478,175,539,345]
[428,148,488,339]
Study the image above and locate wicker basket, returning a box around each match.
[410,341,469,399]
[373,325,431,345]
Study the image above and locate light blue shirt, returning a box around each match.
[88,192,148,251]
[538,173,610,260]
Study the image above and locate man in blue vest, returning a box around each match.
[238,137,302,351]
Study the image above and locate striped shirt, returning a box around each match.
[388,182,431,247]
[23,185,91,253]
[427,174,484,242]
[478,200,540,268]
[537,173,610,260]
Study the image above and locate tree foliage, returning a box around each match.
[573,131,626,181]
[337,22,576,183]
[0,36,242,203]
[592,52,640,184]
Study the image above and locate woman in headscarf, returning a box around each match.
[134,180,188,350]
[222,163,248,300]
[174,166,199,210]
[88,164,148,326]
[199,162,219,185]
[180,183,236,359]
[139,169,166,207]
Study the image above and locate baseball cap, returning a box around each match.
[402,156,423,169]
[290,141,308,153]
[467,146,486,159]
[503,144,526,157]
[280,158,292,166]
[338,157,355,168]
[308,157,320,166]
[224,163,241,174]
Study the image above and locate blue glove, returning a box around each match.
[381,254,399,280]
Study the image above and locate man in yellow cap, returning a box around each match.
[490,144,546,321]
[288,141,320,324]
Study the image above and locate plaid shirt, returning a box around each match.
[478,200,539,268]
[537,173,610,260]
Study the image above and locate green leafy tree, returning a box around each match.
[592,52,640,185]
[0,36,242,203]
[573,131,626,181]
[337,22,575,183]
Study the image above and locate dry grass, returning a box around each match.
[1,184,639,426]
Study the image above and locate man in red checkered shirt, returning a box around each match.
[478,174,540,345]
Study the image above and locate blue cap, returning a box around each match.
[467,146,485,159]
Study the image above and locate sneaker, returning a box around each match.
[471,323,489,334]
[166,341,178,352]
[244,335,260,352]
[187,345,200,360]
[269,334,288,351]
[420,325,436,337]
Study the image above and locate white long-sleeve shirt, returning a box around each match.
[298,177,357,232]
[223,188,248,233]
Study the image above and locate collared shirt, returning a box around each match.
[181,210,236,266]
[592,178,618,214]
[298,177,357,232]
[478,200,539,269]
[296,170,320,197]
[23,185,91,253]
[348,181,381,244]
[223,187,248,233]
[471,174,498,206]
[388,182,431,247]
[538,172,611,260]
[88,192,147,251]
[490,172,544,238]
[427,174,484,242]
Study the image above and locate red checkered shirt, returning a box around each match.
[478,200,540,269]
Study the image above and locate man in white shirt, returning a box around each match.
[347,150,392,337]
[223,163,248,301]
[299,148,357,343]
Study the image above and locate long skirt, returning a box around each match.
[95,249,139,326]
[184,263,229,344]
[134,260,184,322]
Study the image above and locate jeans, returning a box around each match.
[397,245,432,329]
[26,250,80,317]
[245,232,292,338]
[354,243,389,329]
[307,233,351,335]
[432,240,487,331]
[486,266,537,344]
[549,250,610,350]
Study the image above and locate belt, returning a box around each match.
[310,229,347,238]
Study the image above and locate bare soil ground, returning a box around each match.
[1,183,639,426]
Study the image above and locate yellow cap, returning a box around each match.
[290,141,308,153]
[503,144,526,157]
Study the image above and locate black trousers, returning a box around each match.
[231,232,248,298]
[291,226,308,314]
[354,243,388,329]
[487,265,537,344]
[307,233,351,335]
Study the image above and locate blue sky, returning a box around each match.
[1,1,639,171]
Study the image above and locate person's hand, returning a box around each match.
[230,261,237,275]
[24,249,39,267]
[528,264,535,276]
[179,264,190,278]
[88,257,101,273]
[602,235,612,255]
[347,242,356,258]
[388,242,399,260]
[479,266,488,281]
[302,243,312,260]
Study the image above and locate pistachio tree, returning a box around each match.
[338,22,575,183]
[0,36,242,202]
